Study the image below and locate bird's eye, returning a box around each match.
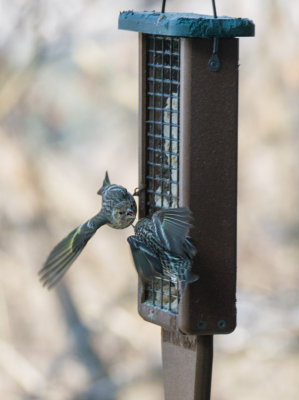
[119,211,125,215]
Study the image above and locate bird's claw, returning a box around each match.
[133,186,145,196]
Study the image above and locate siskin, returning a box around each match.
[39,172,137,289]
[127,207,198,290]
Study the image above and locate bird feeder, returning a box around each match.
[119,4,254,399]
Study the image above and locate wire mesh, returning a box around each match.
[144,35,181,313]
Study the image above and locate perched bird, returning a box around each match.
[127,207,198,290]
[39,172,137,289]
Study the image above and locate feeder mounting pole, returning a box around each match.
[162,331,213,400]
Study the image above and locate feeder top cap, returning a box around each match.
[119,11,254,38]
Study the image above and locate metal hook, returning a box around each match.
[208,0,221,72]
[160,0,220,71]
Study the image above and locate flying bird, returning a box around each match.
[127,207,198,290]
[39,172,137,289]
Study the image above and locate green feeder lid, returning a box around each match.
[119,11,255,38]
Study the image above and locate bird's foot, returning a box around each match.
[133,186,146,196]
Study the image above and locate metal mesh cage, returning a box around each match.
[144,35,181,313]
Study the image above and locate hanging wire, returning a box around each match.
[209,0,221,72]
[211,0,218,18]
[162,0,216,16]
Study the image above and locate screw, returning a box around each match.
[217,320,226,329]
[197,320,206,330]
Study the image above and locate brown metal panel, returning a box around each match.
[179,38,239,335]
[138,303,178,331]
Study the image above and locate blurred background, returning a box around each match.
[0,0,298,399]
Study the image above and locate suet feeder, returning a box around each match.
[119,2,254,399]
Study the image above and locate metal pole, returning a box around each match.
[162,330,213,400]
[194,336,213,399]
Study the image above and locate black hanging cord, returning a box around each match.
[211,0,218,18]
[162,0,216,17]
[209,0,221,72]
[160,0,220,71]
[162,0,217,16]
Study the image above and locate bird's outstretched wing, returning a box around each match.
[39,213,108,289]
[153,207,193,256]
[127,236,163,282]
[183,237,197,259]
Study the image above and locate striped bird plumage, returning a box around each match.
[127,207,198,288]
[39,172,137,289]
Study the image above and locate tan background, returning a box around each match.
[0,1,298,399]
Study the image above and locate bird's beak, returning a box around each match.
[126,209,135,218]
